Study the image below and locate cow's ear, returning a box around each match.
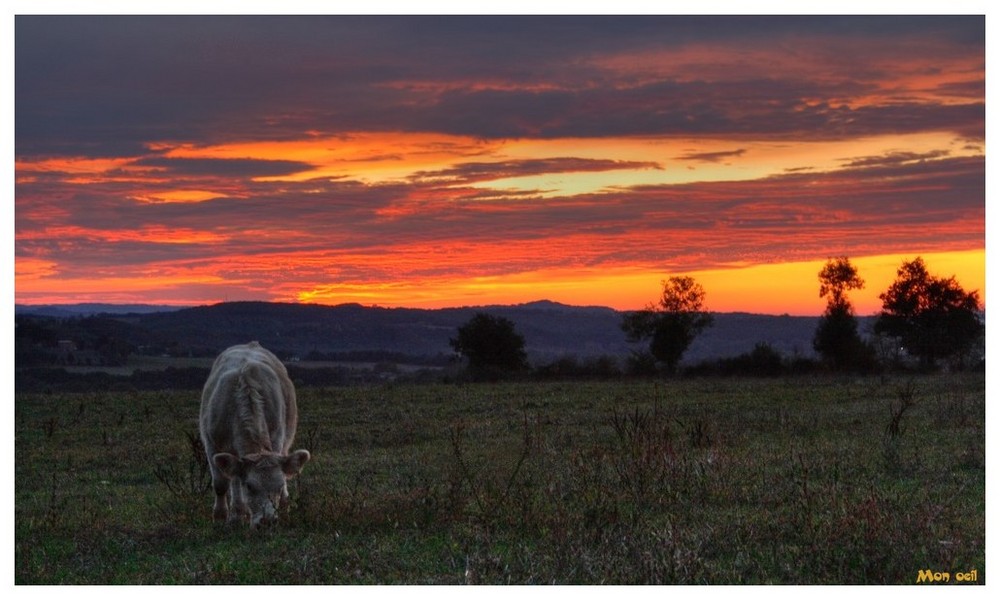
[213,453,241,478]
[282,449,311,477]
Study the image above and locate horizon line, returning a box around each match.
[13,297,870,319]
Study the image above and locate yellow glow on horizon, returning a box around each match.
[284,249,984,315]
[289,265,667,310]
[15,248,984,315]
[676,249,985,316]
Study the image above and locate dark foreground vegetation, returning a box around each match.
[16,375,984,584]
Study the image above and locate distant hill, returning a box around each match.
[14,303,185,317]
[16,300,857,365]
[129,300,632,362]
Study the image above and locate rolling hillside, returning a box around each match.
[16,300,855,365]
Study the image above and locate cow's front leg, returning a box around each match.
[211,477,230,522]
[228,478,251,524]
[279,482,290,509]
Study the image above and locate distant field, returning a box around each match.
[61,355,437,376]
[62,355,216,376]
[15,375,984,584]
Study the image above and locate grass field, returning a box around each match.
[15,374,985,584]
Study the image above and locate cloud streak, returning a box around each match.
[409,158,662,185]
[132,157,315,178]
[676,149,746,164]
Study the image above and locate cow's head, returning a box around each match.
[213,450,311,527]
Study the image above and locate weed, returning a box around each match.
[933,388,971,426]
[41,471,68,529]
[301,423,321,455]
[152,430,210,501]
[885,380,916,439]
[41,416,59,439]
[882,381,918,474]
[609,405,677,514]
[686,417,714,449]
[795,452,815,534]
[448,414,533,530]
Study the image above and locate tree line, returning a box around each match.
[450,256,984,380]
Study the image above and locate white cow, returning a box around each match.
[199,342,310,527]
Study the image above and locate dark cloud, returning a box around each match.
[840,150,952,169]
[341,79,981,141]
[15,15,985,157]
[676,149,746,163]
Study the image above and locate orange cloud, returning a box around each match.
[131,190,228,204]
[15,257,60,281]
[16,225,229,246]
[14,155,164,185]
[158,132,503,184]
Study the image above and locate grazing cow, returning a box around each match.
[199,342,310,527]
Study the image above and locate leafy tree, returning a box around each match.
[818,256,865,307]
[813,257,872,371]
[450,312,528,379]
[874,257,983,370]
[621,276,714,374]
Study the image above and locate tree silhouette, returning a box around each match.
[813,257,872,371]
[818,256,864,307]
[875,257,983,370]
[450,312,528,379]
[621,276,713,374]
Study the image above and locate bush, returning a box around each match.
[450,313,529,381]
[686,343,793,377]
[534,355,622,380]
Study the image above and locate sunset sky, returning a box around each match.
[13,14,986,315]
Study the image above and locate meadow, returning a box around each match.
[15,374,985,584]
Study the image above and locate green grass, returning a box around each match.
[15,375,985,584]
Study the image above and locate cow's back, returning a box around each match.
[200,342,298,457]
